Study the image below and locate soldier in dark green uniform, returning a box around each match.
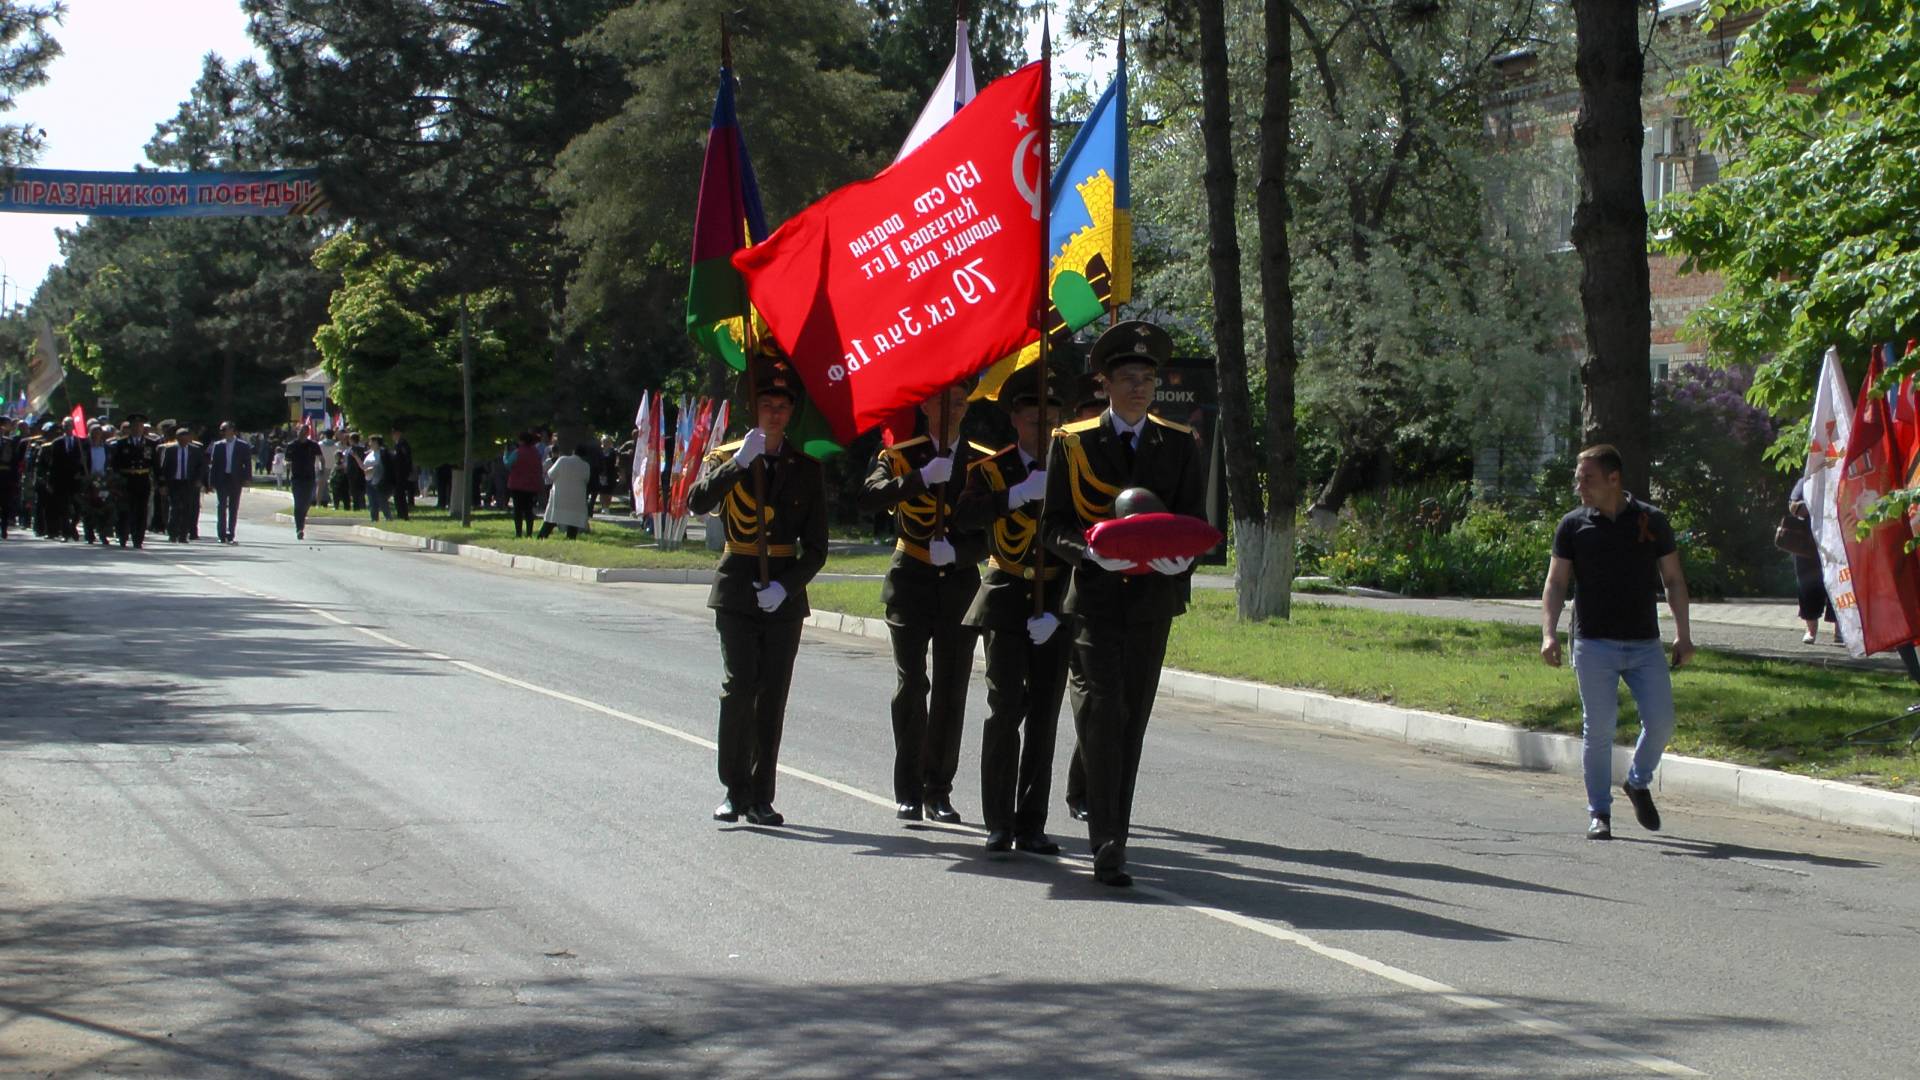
[1061,369,1108,824]
[687,358,829,828]
[108,413,160,549]
[1041,321,1206,887]
[857,380,993,824]
[962,368,1068,855]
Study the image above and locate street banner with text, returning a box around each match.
[732,62,1047,444]
[0,168,326,218]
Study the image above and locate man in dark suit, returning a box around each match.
[688,358,830,827]
[858,380,994,825]
[106,415,158,547]
[1040,320,1206,887]
[285,427,324,539]
[43,417,86,541]
[0,415,24,539]
[158,426,207,543]
[388,426,415,519]
[963,368,1068,856]
[206,421,252,544]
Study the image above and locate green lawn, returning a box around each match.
[305,507,901,573]
[805,581,1920,792]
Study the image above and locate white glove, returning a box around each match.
[928,538,956,566]
[754,581,787,613]
[1027,612,1060,645]
[918,454,953,486]
[1087,547,1137,573]
[1148,555,1195,576]
[1007,469,1047,507]
[733,428,766,468]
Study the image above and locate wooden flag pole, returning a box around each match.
[1032,6,1053,618]
[723,15,769,587]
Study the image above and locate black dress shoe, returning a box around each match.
[984,829,1013,853]
[713,799,741,822]
[1067,800,1090,822]
[896,802,923,821]
[1013,832,1060,855]
[1587,814,1612,840]
[925,799,962,825]
[1622,781,1661,831]
[745,804,785,827]
[1092,839,1128,886]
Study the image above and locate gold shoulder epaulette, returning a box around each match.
[1060,416,1103,435]
[1147,413,1194,435]
[888,435,929,452]
[711,439,745,458]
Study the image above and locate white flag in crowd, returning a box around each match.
[1804,346,1865,656]
[892,17,975,163]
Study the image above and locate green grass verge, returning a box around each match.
[805,580,1920,792]
[304,507,903,573]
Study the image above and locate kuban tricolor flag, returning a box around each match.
[732,62,1048,444]
[685,60,767,372]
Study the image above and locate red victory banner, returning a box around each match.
[732,61,1047,443]
[1836,344,1920,655]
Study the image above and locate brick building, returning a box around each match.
[1475,0,1761,490]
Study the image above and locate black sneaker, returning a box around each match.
[1623,781,1661,832]
[1587,814,1612,840]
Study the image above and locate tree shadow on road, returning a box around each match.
[0,894,1780,1079]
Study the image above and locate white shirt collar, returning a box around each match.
[1110,411,1147,440]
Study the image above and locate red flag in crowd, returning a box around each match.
[1835,344,1920,655]
[70,403,86,433]
[1891,339,1920,487]
[732,62,1048,443]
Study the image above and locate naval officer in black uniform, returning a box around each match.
[962,368,1069,855]
[857,380,993,824]
[108,413,161,548]
[1040,321,1206,886]
[688,359,829,828]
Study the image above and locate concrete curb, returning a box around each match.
[800,608,1920,841]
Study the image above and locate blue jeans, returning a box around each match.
[1572,637,1675,816]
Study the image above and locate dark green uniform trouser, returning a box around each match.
[1068,614,1172,854]
[888,618,978,805]
[715,611,803,807]
[979,624,1069,834]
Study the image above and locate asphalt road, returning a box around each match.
[3,504,1918,1079]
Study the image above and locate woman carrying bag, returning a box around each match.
[1780,476,1836,645]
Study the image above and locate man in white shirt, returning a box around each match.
[206,421,253,544]
[318,430,341,506]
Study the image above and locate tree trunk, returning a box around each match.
[1243,0,1297,619]
[1570,0,1651,495]
[1196,0,1272,617]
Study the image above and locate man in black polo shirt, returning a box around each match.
[1541,444,1694,840]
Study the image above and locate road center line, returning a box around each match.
[171,561,1701,1077]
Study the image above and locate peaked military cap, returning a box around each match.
[1089,319,1172,373]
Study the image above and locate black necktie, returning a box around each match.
[1119,430,1136,469]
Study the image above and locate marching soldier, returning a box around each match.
[687,358,829,828]
[962,369,1068,855]
[109,413,161,548]
[1041,321,1206,887]
[1062,369,1108,824]
[858,379,993,824]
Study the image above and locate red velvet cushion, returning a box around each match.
[1085,512,1223,573]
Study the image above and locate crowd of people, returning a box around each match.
[0,413,430,545]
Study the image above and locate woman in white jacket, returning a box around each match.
[539,443,593,539]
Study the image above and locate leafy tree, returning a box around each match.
[1658,0,1920,464]
[245,0,631,429]
[0,1,61,167]
[34,56,334,427]
[1649,362,1789,596]
[312,230,551,468]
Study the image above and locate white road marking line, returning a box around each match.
[169,562,1701,1077]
